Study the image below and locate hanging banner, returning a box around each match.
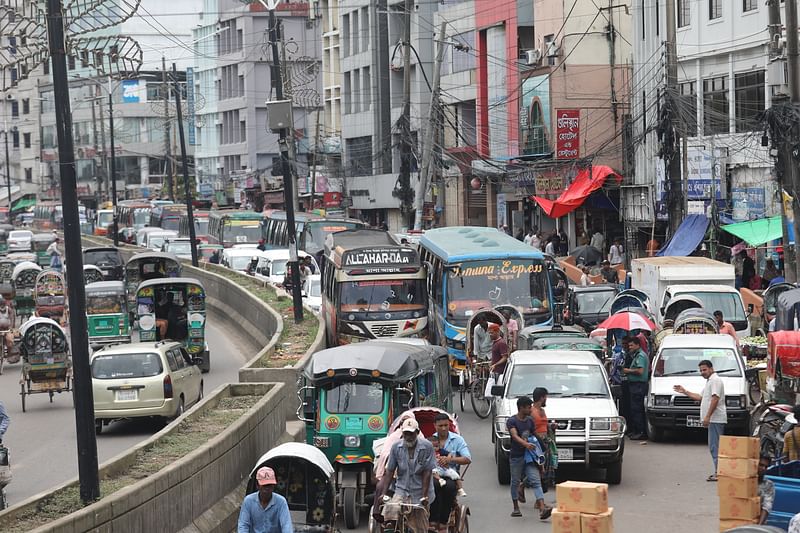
[555,109,580,159]
[186,67,196,146]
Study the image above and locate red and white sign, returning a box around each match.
[555,109,580,160]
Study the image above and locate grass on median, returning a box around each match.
[200,264,319,368]
[4,395,260,533]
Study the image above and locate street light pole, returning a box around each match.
[107,78,119,246]
[171,63,199,267]
[3,123,11,209]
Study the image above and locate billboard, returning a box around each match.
[186,67,196,146]
[555,109,580,159]
[121,80,145,103]
[520,75,551,156]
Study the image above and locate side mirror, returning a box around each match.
[610,384,622,400]
[491,385,504,397]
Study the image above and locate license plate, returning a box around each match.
[686,415,704,428]
[557,448,573,460]
[101,270,110,275]
[115,389,138,401]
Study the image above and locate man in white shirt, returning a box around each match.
[590,230,604,252]
[530,232,542,251]
[471,316,492,363]
[608,237,624,265]
[673,359,727,481]
[523,229,534,246]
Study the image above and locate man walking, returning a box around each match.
[590,228,605,253]
[507,396,551,520]
[237,466,293,533]
[674,360,727,481]
[622,336,649,440]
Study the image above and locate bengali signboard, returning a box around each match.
[684,147,726,200]
[342,247,420,274]
[731,187,766,221]
[186,67,196,146]
[555,109,580,160]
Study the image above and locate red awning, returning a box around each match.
[532,165,623,219]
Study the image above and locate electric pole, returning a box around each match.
[108,78,119,246]
[90,98,101,206]
[172,64,199,267]
[397,0,414,229]
[44,0,100,502]
[665,0,683,236]
[3,122,11,208]
[268,8,304,323]
[786,0,800,282]
[310,106,321,211]
[162,56,174,201]
[98,91,108,203]
[413,22,446,231]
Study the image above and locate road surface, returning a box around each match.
[0,313,256,505]
[349,409,720,532]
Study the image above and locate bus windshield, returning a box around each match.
[133,209,149,228]
[193,218,209,235]
[307,221,361,253]
[225,221,261,244]
[97,212,113,227]
[340,279,426,312]
[446,259,549,325]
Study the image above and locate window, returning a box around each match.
[703,76,729,135]
[343,71,351,114]
[24,168,32,183]
[743,0,757,12]
[677,0,690,27]
[346,135,372,176]
[10,101,18,117]
[23,132,31,148]
[43,60,49,75]
[351,9,359,54]
[342,13,350,57]
[709,0,722,19]
[22,98,29,115]
[679,81,697,136]
[68,55,76,70]
[735,70,765,132]
[11,130,18,148]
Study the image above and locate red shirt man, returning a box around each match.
[489,323,509,375]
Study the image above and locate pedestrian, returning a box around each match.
[741,250,756,290]
[488,323,509,382]
[523,229,534,246]
[623,336,649,440]
[608,237,624,265]
[580,265,591,286]
[507,396,552,520]
[758,455,775,524]
[375,418,436,533]
[558,230,569,256]
[784,405,800,461]
[732,250,745,289]
[48,237,63,272]
[471,316,492,363]
[515,227,524,241]
[531,387,557,489]
[503,224,512,236]
[600,260,618,284]
[762,258,780,289]
[713,310,739,347]
[590,228,605,252]
[237,466,293,533]
[544,235,557,256]
[0,399,9,444]
[530,231,542,251]
[646,237,660,257]
[501,309,519,351]
[673,359,727,480]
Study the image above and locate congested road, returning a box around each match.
[351,408,720,533]
[0,316,256,505]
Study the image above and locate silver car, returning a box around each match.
[8,230,33,252]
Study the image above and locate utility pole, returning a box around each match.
[665,0,683,236]
[90,99,101,206]
[413,22,446,231]
[44,0,100,503]
[162,56,174,201]
[108,78,119,246]
[172,64,199,267]
[397,0,414,229]
[268,8,304,323]
[309,107,321,212]
[786,0,800,282]
[3,122,11,208]
[97,92,108,203]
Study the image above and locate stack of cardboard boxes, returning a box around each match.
[717,435,762,531]
[552,481,613,533]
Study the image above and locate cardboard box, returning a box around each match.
[556,481,609,514]
[719,518,758,531]
[719,436,759,459]
[717,457,759,479]
[719,496,761,520]
[717,476,758,499]
[581,507,614,533]
[552,509,582,533]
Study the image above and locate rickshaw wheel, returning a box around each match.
[20,384,26,413]
[343,486,360,529]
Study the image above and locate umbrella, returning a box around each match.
[597,311,656,332]
[570,245,603,266]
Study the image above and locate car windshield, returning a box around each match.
[166,242,192,255]
[92,352,163,379]
[340,279,426,312]
[679,291,746,322]
[133,209,149,228]
[225,221,261,244]
[308,278,321,297]
[325,382,384,414]
[506,363,609,398]
[307,221,361,254]
[87,294,123,314]
[97,212,113,226]
[575,290,615,314]
[84,250,122,266]
[229,255,252,270]
[161,217,181,232]
[446,259,549,325]
[149,236,170,249]
[199,247,220,259]
[10,231,30,239]
[654,347,741,377]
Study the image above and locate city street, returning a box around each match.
[0,313,256,505]
[352,409,720,533]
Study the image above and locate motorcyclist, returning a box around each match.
[0,299,16,362]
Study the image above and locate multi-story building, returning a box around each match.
[627,0,775,256]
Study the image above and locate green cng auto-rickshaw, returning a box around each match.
[0,228,9,256]
[86,281,131,347]
[124,252,182,323]
[135,277,209,372]
[31,233,57,268]
[297,340,452,529]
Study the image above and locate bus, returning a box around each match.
[262,211,366,255]
[150,204,186,232]
[179,211,210,240]
[207,210,263,247]
[117,200,151,230]
[322,229,427,346]
[419,226,557,363]
[0,207,9,224]
[33,202,63,230]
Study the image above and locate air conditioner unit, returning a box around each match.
[525,49,542,66]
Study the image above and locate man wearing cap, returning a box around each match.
[600,260,618,284]
[238,466,293,533]
[375,418,437,532]
[489,323,509,381]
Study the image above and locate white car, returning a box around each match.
[254,248,319,286]
[8,230,33,252]
[162,237,193,259]
[145,230,178,252]
[222,247,266,273]
[646,334,749,441]
[492,350,625,484]
[303,274,321,313]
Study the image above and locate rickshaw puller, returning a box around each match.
[0,300,15,359]
[429,412,471,533]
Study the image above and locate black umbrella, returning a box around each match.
[570,245,603,266]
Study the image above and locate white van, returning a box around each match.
[660,284,750,338]
[492,350,625,485]
[646,334,749,441]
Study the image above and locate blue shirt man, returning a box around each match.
[0,401,9,441]
[238,466,293,533]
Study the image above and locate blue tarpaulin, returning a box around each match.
[656,214,710,257]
